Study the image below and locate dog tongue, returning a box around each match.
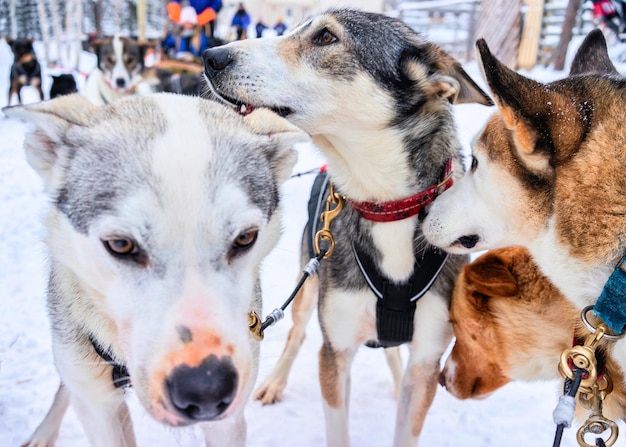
[239,104,254,115]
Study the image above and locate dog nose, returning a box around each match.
[166,354,238,421]
[115,78,126,88]
[202,48,233,73]
[438,371,446,388]
[456,234,479,249]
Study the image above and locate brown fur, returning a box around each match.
[441,247,626,421]
[476,39,626,264]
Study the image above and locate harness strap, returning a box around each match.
[352,243,448,347]
[89,336,131,389]
[594,256,626,335]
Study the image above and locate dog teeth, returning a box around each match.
[239,104,254,116]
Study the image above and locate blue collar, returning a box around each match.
[594,255,626,335]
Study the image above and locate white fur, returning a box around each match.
[7,94,305,447]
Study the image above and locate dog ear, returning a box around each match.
[476,39,588,174]
[2,94,96,190]
[429,45,493,106]
[465,252,519,299]
[243,108,309,183]
[570,29,618,76]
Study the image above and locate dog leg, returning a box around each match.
[384,347,403,399]
[392,295,453,447]
[254,274,319,404]
[70,393,136,447]
[31,78,44,101]
[21,382,70,447]
[319,341,356,447]
[201,409,246,447]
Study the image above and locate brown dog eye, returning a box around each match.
[234,230,258,249]
[104,238,136,256]
[314,28,337,46]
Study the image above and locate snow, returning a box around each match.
[1,35,625,447]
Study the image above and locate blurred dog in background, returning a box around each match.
[6,37,44,104]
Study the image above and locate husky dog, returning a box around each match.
[4,93,306,447]
[203,8,492,445]
[440,246,626,422]
[81,35,148,105]
[422,30,626,408]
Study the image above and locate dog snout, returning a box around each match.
[166,354,238,421]
[115,78,126,88]
[202,47,233,74]
[455,234,480,249]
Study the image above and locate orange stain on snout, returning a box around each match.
[166,331,226,368]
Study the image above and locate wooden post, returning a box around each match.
[36,0,51,65]
[137,0,146,41]
[518,0,545,69]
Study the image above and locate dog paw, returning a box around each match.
[254,381,285,405]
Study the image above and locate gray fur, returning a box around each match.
[3,93,304,446]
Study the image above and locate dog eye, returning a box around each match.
[313,28,337,46]
[106,56,115,65]
[233,230,258,249]
[104,238,137,256]
[125,55,135,65]
[470,156,478,172]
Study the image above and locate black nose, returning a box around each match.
[456,234,480,249]
[166,354,238,421]
[202,47,233,74]
[115,78,126,88]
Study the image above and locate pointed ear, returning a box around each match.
[476,39,588,173]
[465,251,519,298]
[570,29,618,76]
[243,108,309,183]
[430,45,493,105]
[2,94,96,190]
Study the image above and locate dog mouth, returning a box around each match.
[221,92,293,118]
[204,76,293,118]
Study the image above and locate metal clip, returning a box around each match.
[559,326,607,394]
[576,383,619,447]
[248,311,264,341]
[314,183,344,259]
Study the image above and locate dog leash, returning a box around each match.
[248,182,343,341]
[552,256,626,447]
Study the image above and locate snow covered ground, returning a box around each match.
[1,35,625,447]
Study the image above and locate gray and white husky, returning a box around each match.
[203,8,492,446]
[4,93,306,447]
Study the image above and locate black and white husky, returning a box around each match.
[81,34,147,105]
[4,93,306,447]
[203,8,492,446]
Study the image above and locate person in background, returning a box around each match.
[591,0,626,41]
[274,16,287,36]
[167,0,222,45]
[255,19,267,38]
[178,6,208,59]
[231,3,251,40]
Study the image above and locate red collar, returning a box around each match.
[348,159,454,223]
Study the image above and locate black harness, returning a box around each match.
[307,170,448,348]
[89,335,131,389]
